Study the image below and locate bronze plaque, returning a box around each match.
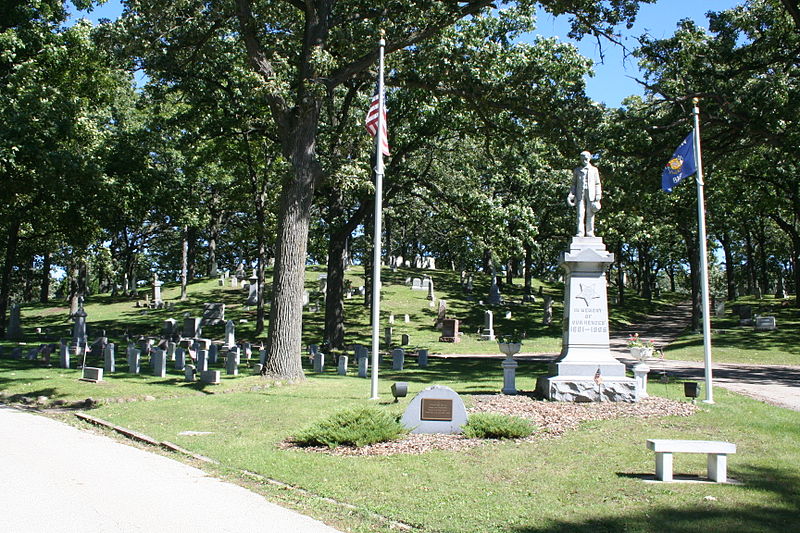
[420,398,453,421]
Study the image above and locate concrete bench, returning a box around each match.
[646,439,736,483]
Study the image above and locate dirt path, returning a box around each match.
[609,301,800,411]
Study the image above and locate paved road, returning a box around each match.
[0,406,343,533]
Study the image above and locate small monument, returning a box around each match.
[72,300,87,346]
[7,303,22,340]
[401,385,467,434]
[152,273,163,306]
[536,151,636,402]
[480,310,495,341]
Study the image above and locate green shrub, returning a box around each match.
[293,406,407,448]
[463,413,535,439]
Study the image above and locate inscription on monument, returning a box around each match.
[421,398,453,421]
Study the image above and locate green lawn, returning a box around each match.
[664,295,800,365]
[58,357,799,533]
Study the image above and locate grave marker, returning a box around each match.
[400,385,467,434]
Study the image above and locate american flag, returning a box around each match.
[365,83,389,156]
[594,367,603,386]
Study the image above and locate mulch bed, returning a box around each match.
[282,395,697,456]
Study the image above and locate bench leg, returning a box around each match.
[655,452,673,482]
[708,454,727,483]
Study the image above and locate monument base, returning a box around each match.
[536,375,637,403]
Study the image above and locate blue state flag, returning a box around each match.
[661,131,697,192]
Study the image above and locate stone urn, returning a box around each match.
[498,342,521,395]
[629,346,653,362]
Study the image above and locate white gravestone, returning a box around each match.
[536,237,636,402]
[401,385,467,434]
[337,355,348,376]
[224,320,235,347]
[103,344,115,373]
[481,310,495,341]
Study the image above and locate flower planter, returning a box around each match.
[629,346,653,362]
[497,342,521,395]
[498,342,521,357]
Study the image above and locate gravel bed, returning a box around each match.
[283,395,697,457]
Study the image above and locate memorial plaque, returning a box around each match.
[401,385,467,434]
[421,398,453,421]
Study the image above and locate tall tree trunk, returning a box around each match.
[745,229,756,295]
[616,242,625,306]
[208,210,223,277]
[23,255,35,302]
[68,259,80,316]
[770,214,800,308]
[0,218,20,338]
[718,230,737,300]
[324,232,347,349]
[756,220,769,296]
[187,226,198,281]
[641,245,652,301]
[180,225,188,301]
[255,207,267,336]
[40,251,51,303]
[682,230,700,331]
[523,244,533,296]
[263,124,320,381]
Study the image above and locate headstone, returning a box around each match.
[81,367,103,383]
[152,348,167,378]
[357,354,368,378]
[231,277,239,289]
[59,342,70,369]
[389,314,395,324]
[72,306,87,346]
[439,319,460,343]
[337,355,348,375]
[400,385,468,434]
[754,316,777,331]
[226,347,239,375]
[392,348,405,371]
[201,303,225,326]
[103,344,115,373]
[488,278,502,305]
[535,236,636,402]
[197,350,208,372]
[200,370,220,384]
[182,317,201,338]
[481,310,495,341]
[417,349,429,367]
[542,297,553,325]
[401,334,410,346]
[384,327,393,347]
[427,278,435,301]
[152,273,163,305]
[184,364,196,382]
[224,320,235,347]
[302,290,310,307]
[319,278,327,293]
[411,278,424,291]
[776,276,787,299]
[130,349,141,374]
[175,347,186,371]
[714,299,726,317]
[163,318,177,338]
[246,275,259,305]
[505,311,512,319]
[259,349,267,366]
[435,300,447,329]
[311,349,324,372]
[7,303,22,340]
[404,314,410,323]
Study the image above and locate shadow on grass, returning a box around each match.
[510,465,799,532]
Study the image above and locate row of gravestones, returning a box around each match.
[390,255,436,270]
[307,344,430,378]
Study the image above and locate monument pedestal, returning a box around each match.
[537,237,636,402]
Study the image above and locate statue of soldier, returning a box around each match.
[567,151,602,237]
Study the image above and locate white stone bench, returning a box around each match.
[646,439,736,483]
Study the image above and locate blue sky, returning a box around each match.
[71,0,742,108]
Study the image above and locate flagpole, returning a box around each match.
[370,32,386,400]
[692,97,714,404]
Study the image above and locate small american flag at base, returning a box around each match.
[594,367,603,386]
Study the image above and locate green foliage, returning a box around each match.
[293,406,407,448]
[463,412,535,439]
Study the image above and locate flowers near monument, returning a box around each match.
[626,333,654,349]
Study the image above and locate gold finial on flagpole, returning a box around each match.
[379,28,385,37]
[692,97,700,106]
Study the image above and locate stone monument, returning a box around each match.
[536,152,636,402]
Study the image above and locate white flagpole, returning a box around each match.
[370,32,386,400]
[692,97,714,404]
